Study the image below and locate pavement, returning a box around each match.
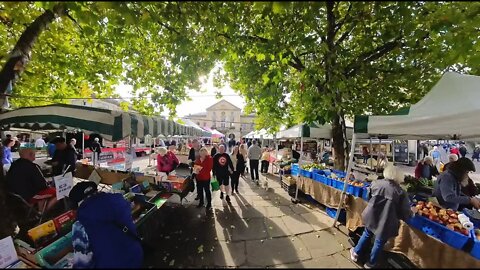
[132,157,358,268]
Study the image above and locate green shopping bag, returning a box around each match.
[211,176,220,191]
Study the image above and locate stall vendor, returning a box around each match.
[69,181,143,268]
[434,157,480,210]
[51,137,77,176]
[6,148,58,211]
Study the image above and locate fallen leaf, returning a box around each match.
[230,225,236,229]
[197,245,204,254]
[169,259,175,266]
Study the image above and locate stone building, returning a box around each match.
[184,99,255,140]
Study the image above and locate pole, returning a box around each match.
[293,137,304,203]
[332,134,357,228]
[82,131,85,161]
[369,137,373,169]
[377,138,382,174]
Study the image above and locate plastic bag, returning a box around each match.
[211,176,220,191]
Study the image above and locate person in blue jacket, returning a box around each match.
[2,138,15,165]
[69,181,143,268]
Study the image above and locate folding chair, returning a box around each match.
[8,192,50,225]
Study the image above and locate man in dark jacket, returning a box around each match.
[213,145,234,202]
[459,144,468,158]
[6,148,58,211]
[52,137,77,176]
[188,139,201,200]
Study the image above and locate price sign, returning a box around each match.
[54,172,74,200]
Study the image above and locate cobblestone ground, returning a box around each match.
[135,157,358,268]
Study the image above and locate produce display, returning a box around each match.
[405,175,434,193]
[475,229,480,241]
[301,163,326,171]
[414,201,469,236]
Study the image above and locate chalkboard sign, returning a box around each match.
[394,142,409,164]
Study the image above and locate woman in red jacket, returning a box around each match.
[194,147,213,209]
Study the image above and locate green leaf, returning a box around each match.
[256,53,266,61]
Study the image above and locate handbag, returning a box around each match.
[210,176,220,191]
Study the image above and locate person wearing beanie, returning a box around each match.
[434,157,480,211]
[69,181,143,268]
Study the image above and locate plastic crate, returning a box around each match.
[471,236,480,260]
[362,186,370,201]
[326,207,346,223]
[331,179,345,191]
[35,232,73,268]
[331,169,347,178]
[346,184,363,197]
[407,215,470,250]
[323,170,332,177]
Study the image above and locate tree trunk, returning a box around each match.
[332,114,345,170]
[0,4,66,94]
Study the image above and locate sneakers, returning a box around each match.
[226,195,231,202]
[349,248,358,263]
[363,262,375,269]
[235,189,239,194]
[231,190,235,195]
[220,192,224,200]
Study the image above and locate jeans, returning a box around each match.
[197,180,211,205]
[353,228,386,266]
[249,159,259,180]
[231,171,240,191]
[261,160,269,173]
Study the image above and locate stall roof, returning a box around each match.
[276,122,353,139]
[354,72,480,140]
[0,104,200,141]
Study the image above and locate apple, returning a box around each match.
[446,224,455,231]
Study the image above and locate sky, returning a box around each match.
[115,68,246,117]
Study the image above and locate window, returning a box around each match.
[221,111,226,122]
[197,122,200,126]
[221,122,226,128]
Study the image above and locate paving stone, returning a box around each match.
[246,236,311,265]
[265,206,287,217]
[298,231,344,257]
[236,206,267,219]
[290,204,311,215]
[231,217,268,241]
[281,214,314,235]
[300,256,339,268]
[264,217,292,238]
[300,211,332,231]
[253,199,275,207]
[332,253,359,268]
[201,241,246,267]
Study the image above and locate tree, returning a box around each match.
[198,1,480,169]
[0,2,217,115]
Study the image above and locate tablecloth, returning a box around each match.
[347,197,480,268]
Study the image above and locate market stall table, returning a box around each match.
[346,197,480,268]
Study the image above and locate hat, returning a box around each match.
[69,181,98,207]
[457,157,476,172]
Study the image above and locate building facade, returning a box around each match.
[184,99,255,140]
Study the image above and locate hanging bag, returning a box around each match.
[210,176,220,191]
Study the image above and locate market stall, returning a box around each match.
[0,104,199,268]
[333,72,480,267]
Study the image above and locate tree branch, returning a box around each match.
[334,21,357,47]
[334,2,352,36]
[145,6,181,35]
[344,37,403,77]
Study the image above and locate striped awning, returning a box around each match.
[0,104,200,141]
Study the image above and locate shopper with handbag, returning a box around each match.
[194,147,214,209]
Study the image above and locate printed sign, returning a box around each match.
[54,172,74,200]
[0,237,18,268]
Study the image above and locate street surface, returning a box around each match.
[133,156,358,268]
